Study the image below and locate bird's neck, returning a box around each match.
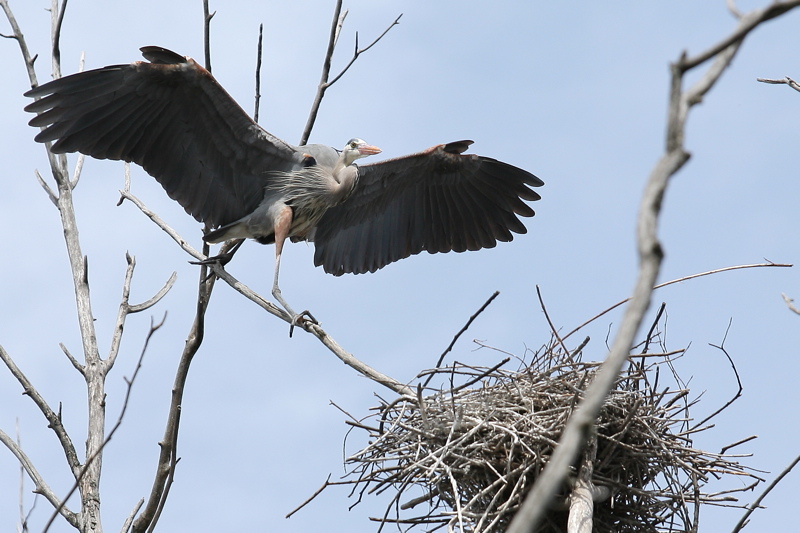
[330,160,358,203]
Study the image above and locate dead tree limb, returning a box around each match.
[506,3,800,532]
[299,0,401,145]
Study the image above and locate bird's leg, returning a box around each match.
[271,206,317,337]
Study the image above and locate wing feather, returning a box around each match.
[313,141,544,275]
[24,46,303,228]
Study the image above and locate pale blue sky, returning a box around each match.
[2,2,799,532]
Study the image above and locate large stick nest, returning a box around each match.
[342,335,760,532]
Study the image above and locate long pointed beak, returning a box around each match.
[358,143,382,156]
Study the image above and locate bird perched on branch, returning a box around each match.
[24,46,544,328]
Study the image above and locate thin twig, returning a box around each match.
[203,0,214,72]
[50,0,67,79]
[678,1,800,72]
[0,346,81,477]
[325,13,402,88]
[131,274,209,533]
[42,315,167,533]
[562,262,792,342]
[299,4,401,145]
[727,0,744,18]
[781,293,800,315]
[0,427,77,528]
[695,319,742,429]
[536,285,570,358]
[731,453,800,533]
[423,291,499,388]
[254,23,263,122]
[757,76,800,93]
[130,263,212,533]
[299,0,343,146]
[286,474,333,518]
[721,435,757,455]
[58,343,83,374]
[129,272,177,313]
[34,169,57,205]
[121,499,144,533]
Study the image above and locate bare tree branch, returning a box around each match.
[0,0,38,86]
[0,428,77,527]
[121,499,144,533]
[0,0,68,182]
[695,320,743,429]
[727,0,744,19]
[107,253,176,370]
[731,453,800,533]
[128,9,221,530]
[42,316,166,533]
[130,269,212,533]
[781,293,800,315]
[1,3,183,530]
[254,23,263,122]
[758,75,800,93]
[202,0,214,72]
[537,285,571,359]
[422,291,499,388]
[325,13,402,88]
[506,4,800,531]
[679,1,800,71]
[299,0,344,146]
[58,344,83,376]
[299,0,401,145]
[34,169,57,205]
[0,345,82,478]
[562,261,791,343]
[50,0,67,79]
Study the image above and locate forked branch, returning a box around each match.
[299,0,401,145]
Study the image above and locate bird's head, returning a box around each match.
[342,138,381,166]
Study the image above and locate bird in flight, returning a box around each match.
[24,46,543,329]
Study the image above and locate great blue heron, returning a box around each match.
[24,46,544,327]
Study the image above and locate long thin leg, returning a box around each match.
[271,206,316,336]
[271,205,296,316]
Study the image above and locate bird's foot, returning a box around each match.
[272,284,317,337]
[289,310,318,338]
[190,251,234,268]
[189,239,244,267]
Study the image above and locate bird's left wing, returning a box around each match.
[312,141,544,276]
[24,46,304,228]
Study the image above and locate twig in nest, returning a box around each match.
[424,291,500,388]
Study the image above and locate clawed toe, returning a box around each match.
[288,310,318,338]
[190,239,244,267]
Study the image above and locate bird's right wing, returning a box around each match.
[24,46,303,228]
[312,141,543,276]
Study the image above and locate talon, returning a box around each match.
[189,239,244,267]
[288,310,318,338]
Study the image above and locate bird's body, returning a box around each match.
[204,138,379,247]
[24,46,544,326]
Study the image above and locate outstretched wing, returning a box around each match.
[312,141,544,276]
[24,46,304,228]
